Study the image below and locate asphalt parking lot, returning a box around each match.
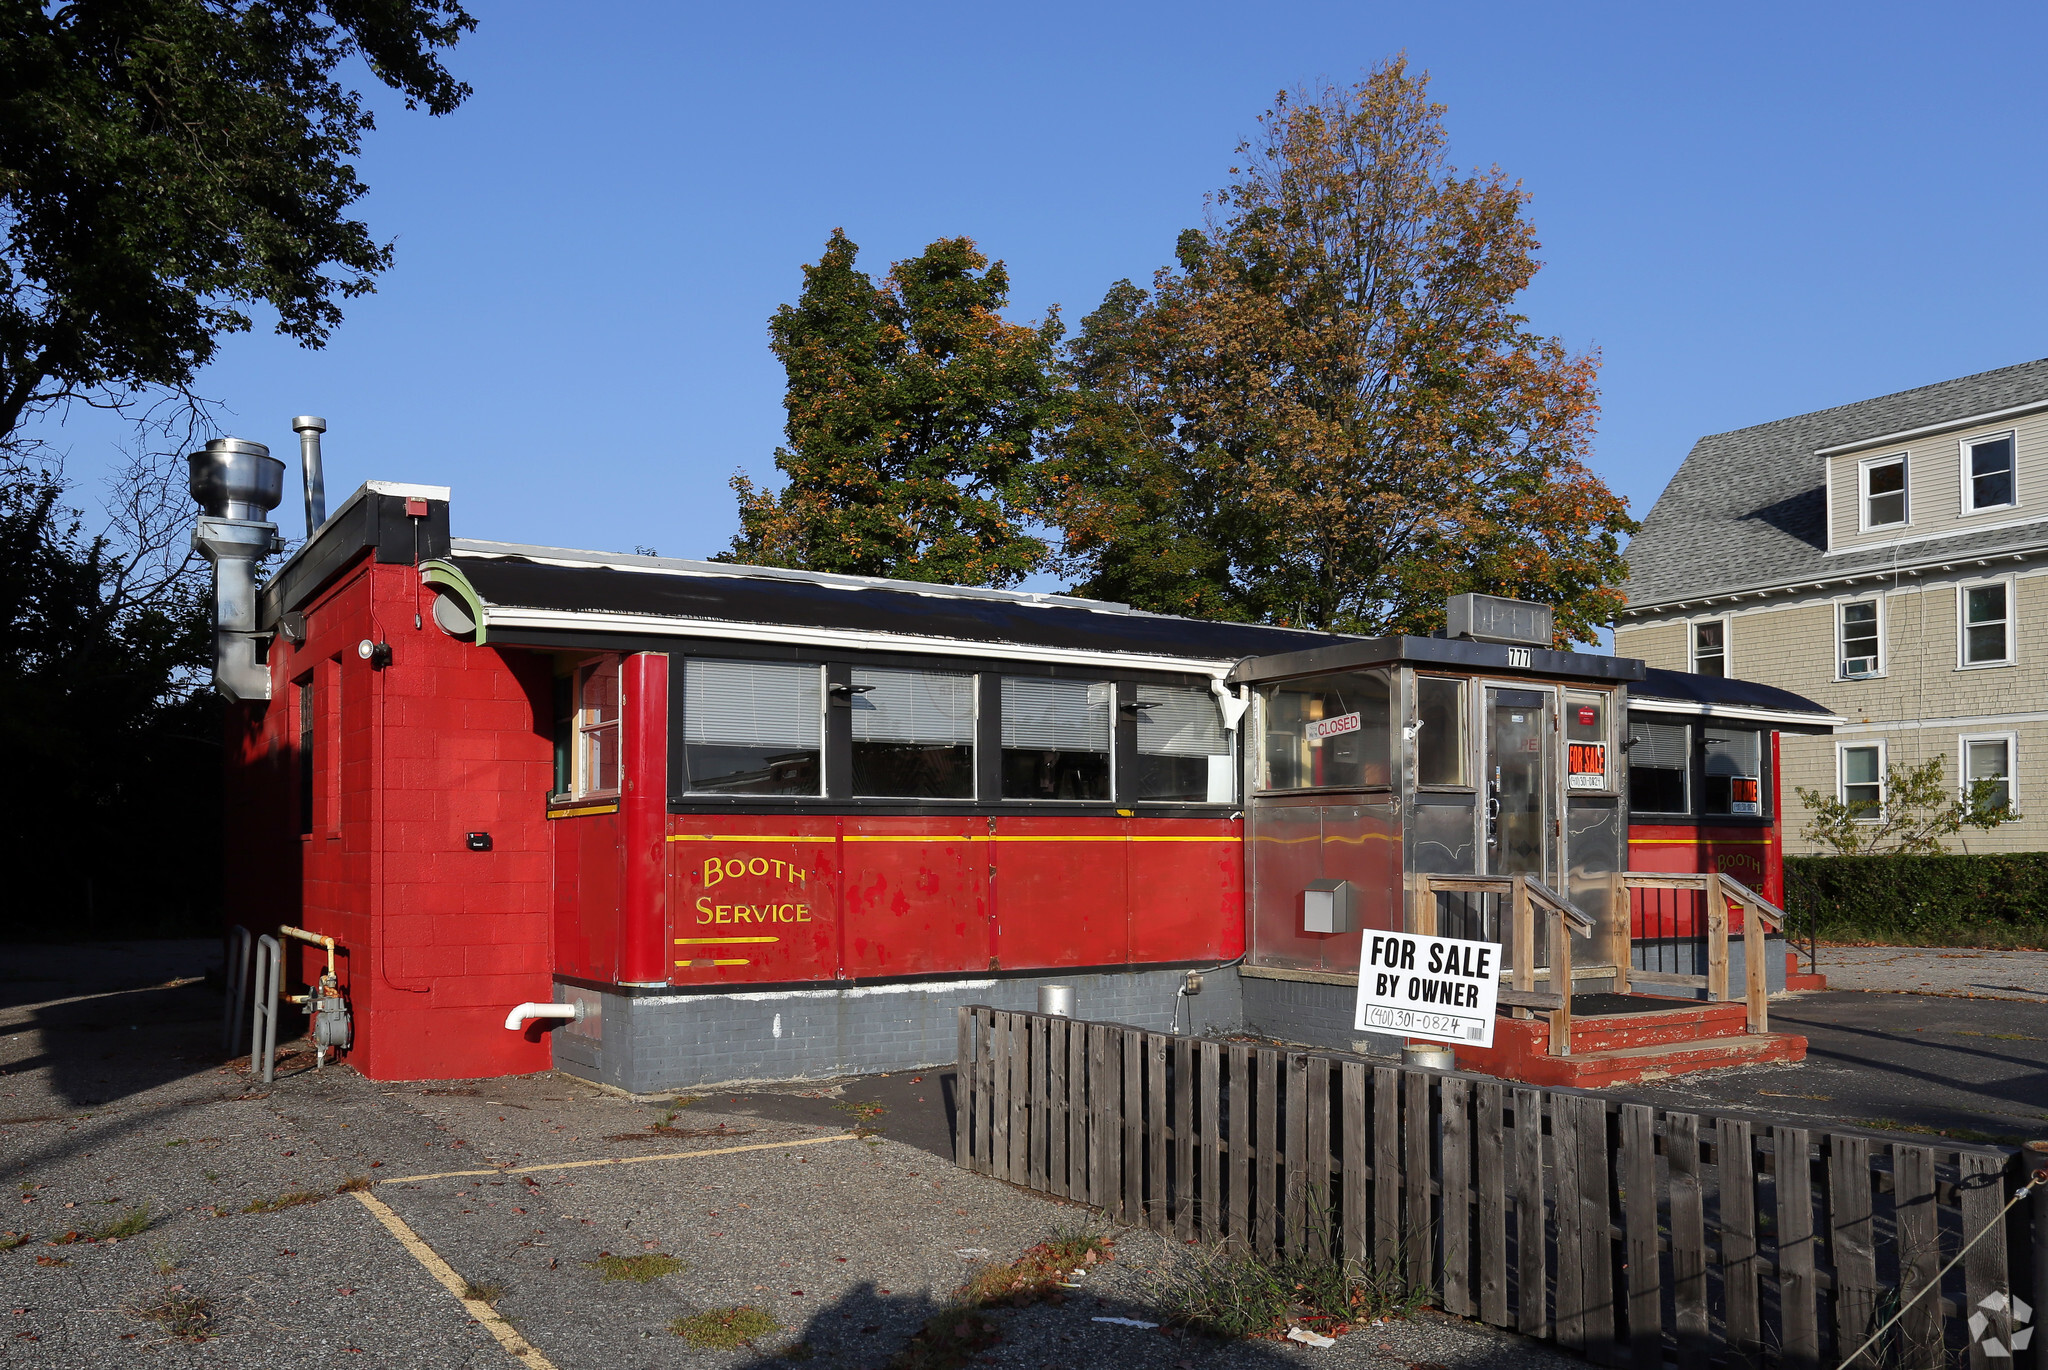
[0,942,1576,1369]
[3,939,2043,1367]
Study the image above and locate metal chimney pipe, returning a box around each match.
[292,416,327,536]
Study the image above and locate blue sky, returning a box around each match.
[29,1,2048,585]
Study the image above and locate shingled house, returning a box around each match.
[1615,357,2048,854]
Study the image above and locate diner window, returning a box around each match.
[1414,676,1468,787]
[850,667,976,799]
[1627,720,1690,814]
[1862,455,1907,529]
[1702,726,1766,817]
[1134,683,1233,803]
[297,674,315,835]
[1691,620,1726,678]
[1960,582,2011,666]
[1840,743,1884,818]
[574,658,623,795]
[682,659,822,796]
[1839,600,1881,678]
[1258,670,1391,791]
[1000,677,1111,800]
[1962,734,2015,814]
[1566,692,1612,792]
[1965,433,2016,512]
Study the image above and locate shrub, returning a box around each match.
[1785,854,2048,947]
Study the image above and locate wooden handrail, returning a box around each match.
[1714,873,1786,932]
[1523,878,1595,937]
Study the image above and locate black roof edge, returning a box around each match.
[257,484,450,627]
[1226,636,1646,686]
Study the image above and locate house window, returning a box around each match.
[1000,677,1111,800]
[575,658,623,795]
[1702,727,1767,817]
[1691,620,1726,677]
[1960,582,2011,666]
[1861,455,1907,529]
[1961,734,2015,813]
[1133,683,1234,803]
[682,659,823,796]
[1257,670,1392,791]
[1965,433,2016,513]
[1414,676,1469,787]
[849,667,975,799]
[1626,720,1689,814]
[1839,600,1881,678]
[1839,743,1884,818]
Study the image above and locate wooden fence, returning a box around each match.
[955,1006,2047,1370]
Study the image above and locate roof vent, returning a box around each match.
[1446,593,1553,648]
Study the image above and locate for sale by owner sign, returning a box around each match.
[1354,931,1503,1049]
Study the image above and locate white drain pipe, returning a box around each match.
[505,1001,583,1031]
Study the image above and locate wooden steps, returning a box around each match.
[1451,994,1806,1087]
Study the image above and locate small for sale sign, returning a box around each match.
[1354,931,1503,1049]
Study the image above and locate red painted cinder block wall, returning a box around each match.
[224,550,556,1081]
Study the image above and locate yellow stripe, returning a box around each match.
[547,803,618,820]
[674,936,779,944]
[352,1190,562,1369]
[378,1132,856,1186]
[676,958,752,967]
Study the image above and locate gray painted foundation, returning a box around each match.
[548,966,1244,1096]
[549,936,1790,1093]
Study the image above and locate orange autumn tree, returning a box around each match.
[1042,59,1633,641]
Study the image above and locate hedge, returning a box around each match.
[1784,853,2048,946]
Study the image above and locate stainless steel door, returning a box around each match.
[1484,686,1552,880]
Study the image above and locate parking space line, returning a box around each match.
[352,1189,561,1368]
[379,1131,857,1185]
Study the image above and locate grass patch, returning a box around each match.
[0,1231,28,1251]
[51,1203,155,1244]
[242,1190,325,1214]
[891,1226,1116,1369]
[669,1305,781,1350]
[835,1100,887,1136]
[336,1175,373,1193]
[1145,1241,1424,1341]
[583,1252,685,1283]
[462,1280,506,1305]
[127,1285,215,1343]
[1863,1118,2027,1147]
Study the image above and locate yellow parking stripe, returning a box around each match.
[377,1132,857,1186]
[352,1189,561,1369]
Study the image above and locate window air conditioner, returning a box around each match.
[1841,656,1877,678]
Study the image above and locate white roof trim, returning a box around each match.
[1814,397,2048,457]
[365,480,451,500]
[1627,696,1844,728]
[478,605,1243,677]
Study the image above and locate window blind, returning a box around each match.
[1136,684,1228,757]
[1631,721,1689,770]
[851,668,975,745]
[683,660,821,748]
[1001,677,1109,752]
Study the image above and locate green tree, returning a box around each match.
[1042,59,1634,641]
[0,464,222,939]
[725,230,1063,587]
[1796,755,2020,857]
[0,0,476,450]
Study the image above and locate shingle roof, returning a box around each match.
[1621,357,2048,610]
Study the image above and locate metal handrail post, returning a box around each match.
[251,935,282,1085]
